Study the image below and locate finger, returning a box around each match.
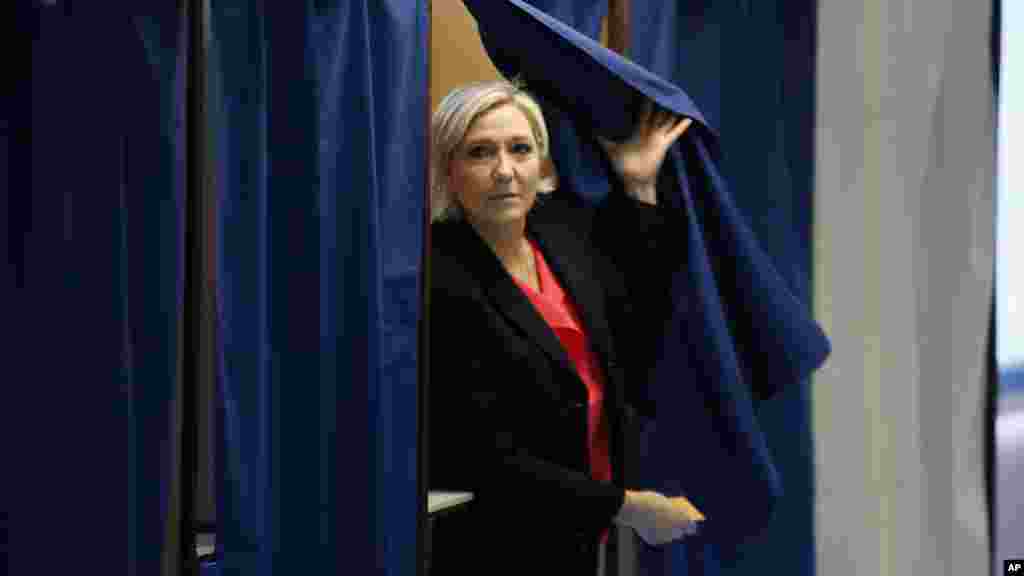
[667,117,694,142]
[669,496,705,521]
[682,500,704,521]
[647,105,666,129]
[638,100,656,135]
[641,99,655,125]
[664,113,685,130]
[658,108,677,129]
[691,501,705,521]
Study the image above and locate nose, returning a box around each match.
[493,151,514,181]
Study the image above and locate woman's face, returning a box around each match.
[447,102,542,228]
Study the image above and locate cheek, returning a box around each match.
[522,160,544,188]
[449,166,489,204]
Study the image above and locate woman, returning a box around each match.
[428,80,702,575]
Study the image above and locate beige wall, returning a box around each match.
[430,1,503,112]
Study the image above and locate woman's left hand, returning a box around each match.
[598,101,693,204]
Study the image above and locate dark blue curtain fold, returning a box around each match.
[632,2,818,575]
[490,0,613,207]
[9,2,185,573]
[209,1,426,574]
[462,2,826,575]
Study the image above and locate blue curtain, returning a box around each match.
[513,0,614,207]
[208,1,426,574]
[9,2,185,574]
[631,2,818,575]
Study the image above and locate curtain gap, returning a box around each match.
[419,3,433,575]
[180,0,206,573]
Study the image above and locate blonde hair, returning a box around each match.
[430,80,558,222]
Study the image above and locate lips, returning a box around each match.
[492,193,518,200]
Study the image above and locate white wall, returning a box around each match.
[815,1,994,574]
[996,0,1024,568]
[997,0,1022,370]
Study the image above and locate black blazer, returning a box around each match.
[428,190,685,575]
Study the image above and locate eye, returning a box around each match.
[467,145,493,159]
[511,142,533,155]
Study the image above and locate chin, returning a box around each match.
[493,204,532,222]
[464,197,535,227]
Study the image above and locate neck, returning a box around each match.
[467,216,530,272]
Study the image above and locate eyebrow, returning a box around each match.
[462,134,534,147]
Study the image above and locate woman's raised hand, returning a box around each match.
[597,101,693,204]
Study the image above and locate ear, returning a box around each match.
[537,155,559,193]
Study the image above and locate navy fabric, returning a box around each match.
[209,1,426,574]
[488,0,612,207]
[8,2,184,573]
[630,2,821,574]
[523,0,608,41]
[462,0,831,569]
[468,0,715,207]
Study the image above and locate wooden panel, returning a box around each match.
[607,0,630,55]
[430,0,503,112]
[429,1,621,111]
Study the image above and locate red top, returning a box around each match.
[511,238,613,545]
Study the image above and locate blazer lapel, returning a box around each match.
[527,203,617,372]
[443,219,577,383]
[436,204,618,400]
